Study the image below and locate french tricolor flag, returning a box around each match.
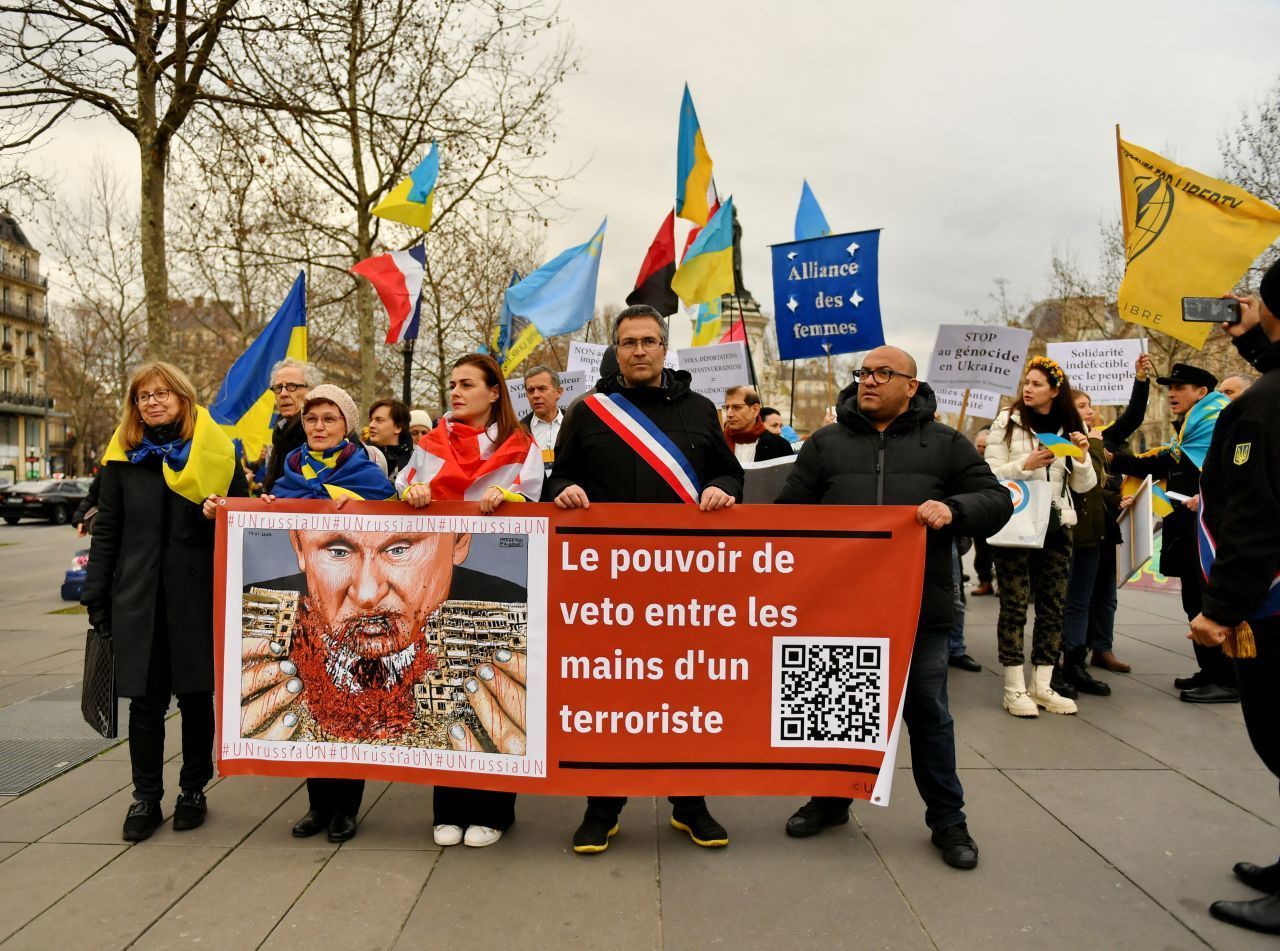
[351,245,426,344]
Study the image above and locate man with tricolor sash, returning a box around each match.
[1187,262,1280,937]
[544,303,744,854]
[1111,362,1235,703]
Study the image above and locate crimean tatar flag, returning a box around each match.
[350,245,426,344]
[1035,432,1085,460]
[690,298,722,347]
[671,196,735,306]
[372,143,440,231]
[795,180,831,240]
[209,272,308,463]
[676,84,718,226]
[1116,134,1280,348]
[505,220,607,338]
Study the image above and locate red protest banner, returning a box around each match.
[215,500,925,805]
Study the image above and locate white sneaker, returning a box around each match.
[463,825,503,848]
[433,824,463,846]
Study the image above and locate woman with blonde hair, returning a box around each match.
[401,352,542,848]
[984,356,1096,718]
[82,362,247,842]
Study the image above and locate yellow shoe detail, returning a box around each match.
[573,822,619,854]
[670,818,729,847]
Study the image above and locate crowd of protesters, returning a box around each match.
[74,266,1280,934]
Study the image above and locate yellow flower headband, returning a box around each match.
[1027,355,1064,388]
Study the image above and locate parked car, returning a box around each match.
[62,549,90,601]
[0,479,90,525]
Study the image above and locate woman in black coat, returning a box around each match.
[82,361,247,842]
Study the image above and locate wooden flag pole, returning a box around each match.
[789,360,797,426]
[954,387,971,432]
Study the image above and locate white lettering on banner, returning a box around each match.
[925,324,1033,398]
[1045,339,1145,407]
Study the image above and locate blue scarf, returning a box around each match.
[272,440,396,501]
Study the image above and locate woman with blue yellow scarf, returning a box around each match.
[262,383,397,844]
[83,362,247,843]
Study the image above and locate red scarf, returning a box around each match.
[403,416,534,501]
[724,419,765,447]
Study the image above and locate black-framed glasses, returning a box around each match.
[852,367,914,385]
[269,382,307,394]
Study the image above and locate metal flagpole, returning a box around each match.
[401,339,415,405]
[734,293,759,389]
[789,360,797,425]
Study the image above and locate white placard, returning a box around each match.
[567,340,678,382]
[1046,338,1145,406]
[926,324,1033,397]
[1117,476,1155,588]
[934,387,1001,421]
[675,342,752,402]
[507,369,590,419]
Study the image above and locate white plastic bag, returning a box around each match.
[986,479,1053,549]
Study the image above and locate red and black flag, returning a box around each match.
[625,209,678,315]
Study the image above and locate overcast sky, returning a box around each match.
[23,0,1280,367]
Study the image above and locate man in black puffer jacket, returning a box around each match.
[777,345,1012,870]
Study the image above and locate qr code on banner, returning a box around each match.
[770,637,890,750]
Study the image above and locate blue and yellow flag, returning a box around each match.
[1167,390,1229,471]
[1116,134,1280,348]
[102,406,237,504]
[209,272,308,463]
[505,220,606,338]
[1150,483,1176,518]
[671,196,734,306]
[372,143,440,232]
[676,85,717,226]
[795,180,831,240]
[1035,432,1085,460]
[691,298,723,347]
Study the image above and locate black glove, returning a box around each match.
[86,602,110,633]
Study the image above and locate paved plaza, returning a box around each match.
[0,521,1276,950]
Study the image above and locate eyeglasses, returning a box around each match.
[270,382,307,394]
[302,414,345,428]
[617,337,664,352]
[852,367,914,385]
[135,388,172,405]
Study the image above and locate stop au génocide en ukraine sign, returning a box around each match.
[770,229,885,361]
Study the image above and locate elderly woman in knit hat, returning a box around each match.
[254,383,396,842]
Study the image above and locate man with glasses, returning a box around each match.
[776,345,1012,870]
[722,386,793,464]
[545,304,744,854]
[262,358,322,493]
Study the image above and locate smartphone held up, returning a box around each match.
[1182,297,1242,325]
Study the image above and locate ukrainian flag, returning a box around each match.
[372,143,440,232]
[672,196,735,306]
[1151,484,1175,518]
[1035,432,1085,460]
[676,85,717,226]
[209,272,307,463]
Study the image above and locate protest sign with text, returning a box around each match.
[506,370,589,418]
[926,325,1032,397]
[770,229,885,360]
[1046,339,1144,406]
[216,501,925,803]
[934,388,1001,421]
[675,342,751,401]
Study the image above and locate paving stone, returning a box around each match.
[0,760,129,841]
[341,780,439,851]
[393,795,661,951]
[240,781,390,850]
[132,847,330,949]
[0,842,124,941]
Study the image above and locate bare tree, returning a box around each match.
[0,0,243,358]
[1220,72,1280,286]
[209,0,577,407]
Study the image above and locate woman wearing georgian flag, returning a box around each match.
[399,353,543,848]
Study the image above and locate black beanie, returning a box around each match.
[1261,257,1280,318]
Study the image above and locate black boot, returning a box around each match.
[1050,663,1079,700]
[1064,648,1110,696]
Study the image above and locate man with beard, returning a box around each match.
[243,528,525,839]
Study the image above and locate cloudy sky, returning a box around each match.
[24,0,1280,368]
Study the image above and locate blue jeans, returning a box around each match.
[814,627,966,831]
[1063,544,1119,655]
[948,543,966,658]
[1088,542,1118,653]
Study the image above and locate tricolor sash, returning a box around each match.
[1198,498,1280,618]
[584,392,702,504]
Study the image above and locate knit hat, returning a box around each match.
[409,409,433,429]
[302,384,359,435]
[1260,257,1280,319]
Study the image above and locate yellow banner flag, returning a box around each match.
[1116,133,1280,348]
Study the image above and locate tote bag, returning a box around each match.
[987,479,1053,549]
[80,627,118,739]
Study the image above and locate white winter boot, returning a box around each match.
[1029,665,1078,715]
[1002,666,1038,717]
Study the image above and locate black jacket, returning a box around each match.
[733,428,793,463]
[1200,337,1280,627]
[1110,414,1204,577]
[264,415,306,494]
[1103,377,1150,453]
[82,455,249,697]
[378,431,415,480]
[776,381,1012,629]
[543,368,744,503]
